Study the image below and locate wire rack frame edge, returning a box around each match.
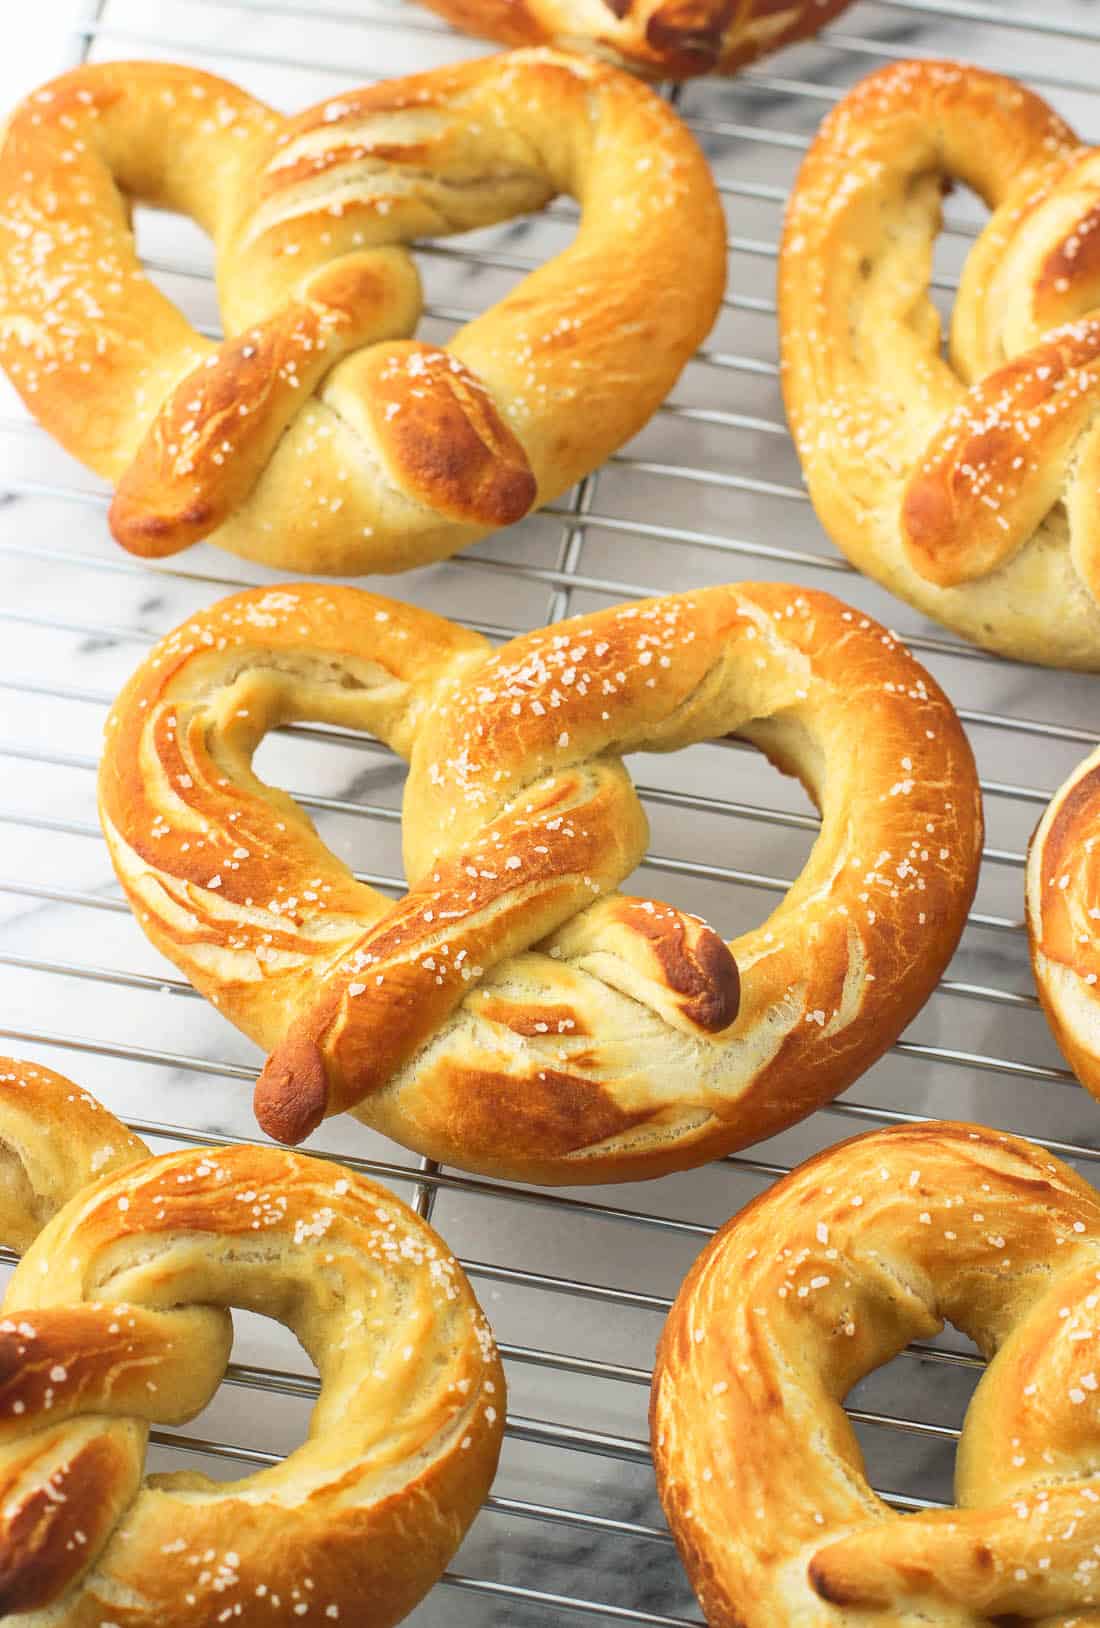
[5,0,1100,1622]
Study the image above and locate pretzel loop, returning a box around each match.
[779,60,1100,666]
[99,583,982,1184]
[652,1121,1100,1627]
[0,1059,503,1626]
[0,52,726,574]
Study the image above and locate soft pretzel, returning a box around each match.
[652,1119,1100,1627]
[98,582,982,1185]
[0,52,725,575]
[409,0,852,81]
[779,59,1100,668]
[1026,743,1100,1101]
[0,1057,503,1626]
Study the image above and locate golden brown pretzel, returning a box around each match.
[0,1057,503,1626]
[652,1120,1100,1627]
[409,0,852,81]
[779,59,1100,667]
[98,582,982,1184]
[1027,744,1100,1100]
[0,52,725,574]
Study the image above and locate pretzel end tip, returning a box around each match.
[108,488,209,559]
[807,1551,873,1608]
[254,1037,329,1145]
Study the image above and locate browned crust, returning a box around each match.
[110,256,426,558]
[254,762,645,1140]
[611,897,740,1031]
[1032,759,1100,940]
[651,1120,1100,1625]
[253,1033,329,1144]
[0,1114,505,1626]
[901,320,1100,586]
[0,1431,136,1614]
[361,343,536,526]
[643,0,738,75]
[1037,198,1100,300]
[776,59,1100,667]
[0,52,725,575]
[472,998,591,1037]
[103,582,981,1182]
[425,1060,655,1158]
[1027,753,1100,1098]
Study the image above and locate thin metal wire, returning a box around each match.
[0,516,1080,765]
[0,727,1034,947]
[877,0,1100,39]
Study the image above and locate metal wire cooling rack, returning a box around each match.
[6,0,1100,1621]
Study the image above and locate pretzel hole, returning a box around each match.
[79,1220,419,1495]
[622,734,819,941]
[131,204,219,324]
[931,177,1005,373]
[144,1307,319,1487]
[841,1326,982,1509]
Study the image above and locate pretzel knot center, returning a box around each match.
[893,136,1100,598]
[0,1298,230,1613]
[0,53,727,573]
[99,582,982,1182]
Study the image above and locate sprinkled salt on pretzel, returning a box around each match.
[779,59,1100,667]
[99,582,982,1184]
[0,1058,502,1626]
[653,1120,1100,1626]
[0,51,724,574]
[1027,743,1100,1101]
[409,0,852,81]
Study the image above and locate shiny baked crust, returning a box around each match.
[0,51,725,574]
[1027,743,1100,1099]
[779,58,1100,667]
[98,582,982,1184]
[653,1119,1100,1626]
[409,0,852,81]
[0,1057,503,1626]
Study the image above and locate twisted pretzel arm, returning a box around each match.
[0,1061,218,1613]
[6,1145,503,1627]
[340,584,978,1176]
[812,1248,1100,1619]
[98,586,490,1054]
[0,1058,147,1251]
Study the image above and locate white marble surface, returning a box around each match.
[4,1,1100,1622]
